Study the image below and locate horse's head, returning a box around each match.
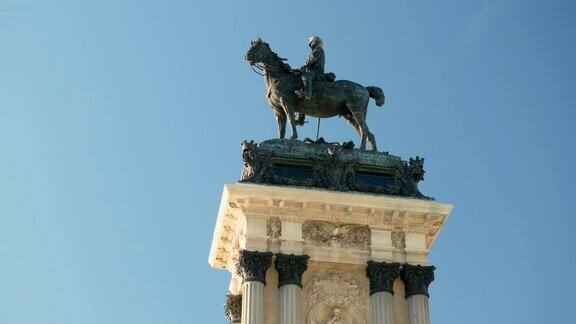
[245,38,270,65]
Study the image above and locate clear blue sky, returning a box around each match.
[1,0,575,323]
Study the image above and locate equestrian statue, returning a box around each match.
[245,36,386,151]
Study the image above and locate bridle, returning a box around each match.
[248,42,282,76]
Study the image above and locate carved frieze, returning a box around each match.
[391,229,406,249]
[235,250,273,285]
[365,261,401,295]
[275,253,310,288]
[401,264,435,298]
[302,220,370,249]
[223,293,242,323]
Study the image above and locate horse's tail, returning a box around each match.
[366,86,385,107]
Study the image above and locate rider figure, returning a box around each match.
[295,36,325,100]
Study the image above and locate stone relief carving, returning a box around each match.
[302,220,370,249]
[325,307,344,324]
[266,217,282,238]
[304,269,368,324]
[391,229,406,249]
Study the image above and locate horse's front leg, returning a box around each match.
[274,111,287,139]
[281,102,299,140]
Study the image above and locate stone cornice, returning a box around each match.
[275,253,310,288]
[366,261,401,295]
[235,250,273,285]
[208,184,452,269]
[401,264,435,298]
[223,293,242,323]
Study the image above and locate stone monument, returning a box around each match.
[209,38,453,324]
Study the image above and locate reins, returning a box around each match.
[249,43,283,76]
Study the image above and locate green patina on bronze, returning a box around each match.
[239,139,431,200]
[245,38,385,151]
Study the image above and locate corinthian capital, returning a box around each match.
[223,293,242,323]
[275,253,310,288]
[401,264,435,298]
[236,250,273,285]
[366,260,401,295]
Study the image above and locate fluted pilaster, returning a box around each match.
[275,253,309,324]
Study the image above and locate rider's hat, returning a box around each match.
[309,36,323,48]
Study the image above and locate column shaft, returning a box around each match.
[279,284,300,324]
[371,291,394,324]
[235,250,273,324]
[406,295,429,324]
[242,281,265,324]
[401,264,435,324]
[275,253,309,324]
[366,261,401,324]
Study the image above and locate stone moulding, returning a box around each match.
[239,139,432,200]
[208,184,453,270]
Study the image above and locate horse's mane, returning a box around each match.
[263,42,293,73]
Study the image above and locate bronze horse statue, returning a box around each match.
[245,38,386,150]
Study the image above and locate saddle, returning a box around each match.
[292,69,336,82]
[320,72,336,82]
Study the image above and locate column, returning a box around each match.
[275,253,309,324]
[223,293,242,323]
[401,264,435,324]
[366,260,401,324]
[236,250,273,324]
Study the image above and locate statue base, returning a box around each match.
[240,139,431,200]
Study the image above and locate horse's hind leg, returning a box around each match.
[343,114,362,139]
[347,107,367,149]
[349,105,377,151]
